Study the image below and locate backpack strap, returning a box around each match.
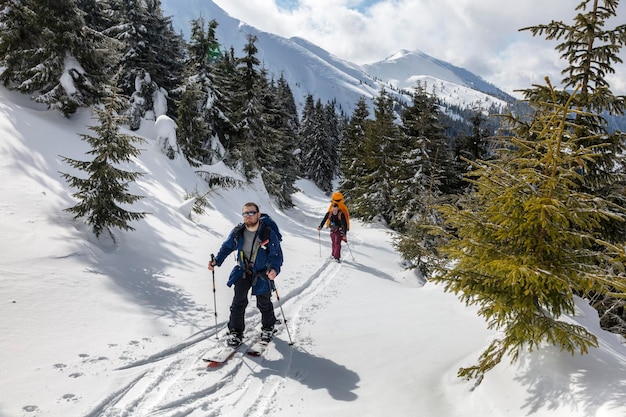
[258,222,271,249]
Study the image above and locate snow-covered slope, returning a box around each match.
[161,0,511,114]
[162,0,379,115]
[1,73,626,417]
[363,49,514,101]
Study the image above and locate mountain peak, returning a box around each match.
[162,0,513,112]
[364,49,514,102]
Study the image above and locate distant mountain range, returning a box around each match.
[161,0,513,115]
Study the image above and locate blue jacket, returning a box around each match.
[214,219,283,295]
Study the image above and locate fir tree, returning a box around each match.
[105,0,184,129]
[521,0,626,337]
[276,73,300,133]
[393,85,444,231]
[60,88,147,240]
[325,100,342,178]
[297,94,317,172]
[432,80,626,385]
[211,46,240,158]
[259,75,299,208]
[142,0,185,111]
[351,88,401,224]
[0,0,115,116]
[300,98,337,193]
[462,110,491,162]
[227,34,263,179]
[520,0,626,234]
[176,80,210,166]
[176,17,223,166]
[76,0,112,33]
[339,96,372,209]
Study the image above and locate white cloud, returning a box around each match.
[213,0,626,96]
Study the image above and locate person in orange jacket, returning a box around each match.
[317,203,348,262]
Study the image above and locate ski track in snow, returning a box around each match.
[86,257,344,417]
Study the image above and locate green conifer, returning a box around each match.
[60,88,147,240]
[433,81,626,385]
[351,88,401,223]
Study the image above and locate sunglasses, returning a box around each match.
[242,211,258,217]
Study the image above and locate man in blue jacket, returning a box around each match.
[208,202,283,347]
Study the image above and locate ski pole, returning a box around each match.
[346,240,355,261]
[318,229,322,257]
[272,281,294,346]
[210,254,219,339]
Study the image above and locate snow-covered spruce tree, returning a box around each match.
[325,99,343,178]
[299,98,338,193]
[338,96,372,213]
[142,0,185,113]
[226,34,263,180]
[258,75,299,208]
[60,88,147,241]
[432,80,626,385]
[392,84,446,231]
[0,0,114,116]
[105,0,185,129]
[351,88,402,224]
[176,81,210,166]
[297,95,316,171]
[211,47,241,160]
[218,33,299,206]
[521,0,626,336]
[391,85,449,275]
[175,17,221,166]
[76,0,112,33]
[275,73,300,134]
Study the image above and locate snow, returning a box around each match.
[160,0,505,116]
[1,81,626,417]
[154,114,178,155]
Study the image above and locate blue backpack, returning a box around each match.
[259,213,283,266]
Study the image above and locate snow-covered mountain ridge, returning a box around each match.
[363,49,514,102]
[161,0,512,114]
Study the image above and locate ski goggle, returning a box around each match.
[242,211,258,217]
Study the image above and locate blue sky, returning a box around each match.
[276,0,380,12]
[213,0,626,96]
[275,0,299,11]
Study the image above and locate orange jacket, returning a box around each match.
[326,191,350,231]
